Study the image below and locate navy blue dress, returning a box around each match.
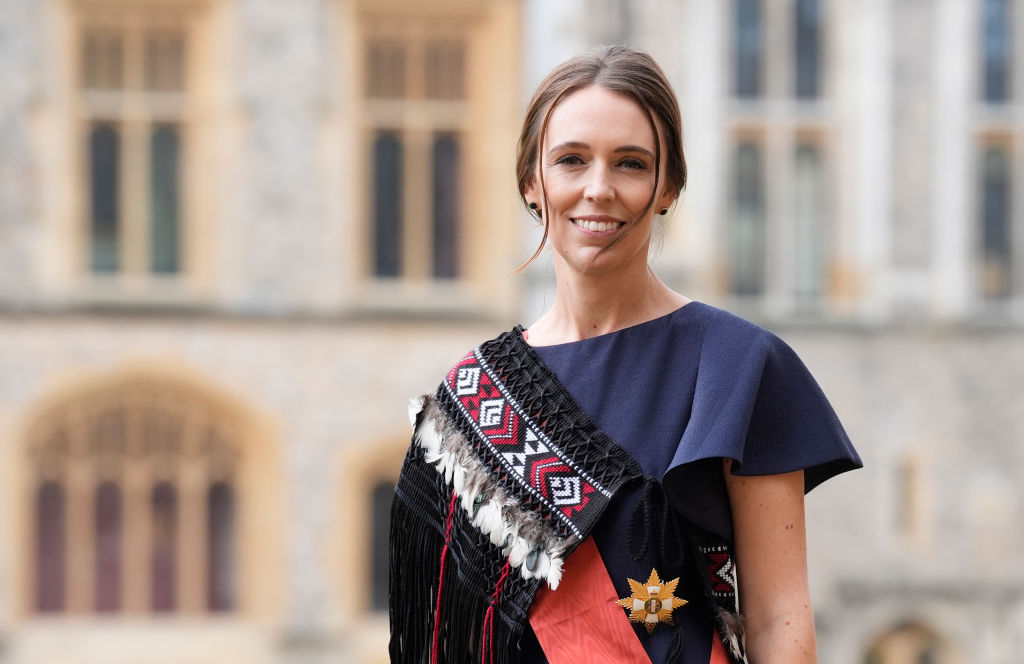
[518,302,862,663]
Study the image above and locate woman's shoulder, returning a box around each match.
[685,302,793,363]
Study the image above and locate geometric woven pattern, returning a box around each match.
[441,348,609,539]
[700,545,737,598]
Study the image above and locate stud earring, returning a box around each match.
[529,202,542,214]
[659,208,669,216]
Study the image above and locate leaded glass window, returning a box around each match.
[94,482,123,612]
[89,123,120,272]
[982,0,1011,102]
[793,144,826,300]
[735,0,763,97]
[80,17,189,276]
[35,482,66,613]
[150,125,180,273]
[29,389,240,615]
[979,146,1012,297]
[373,132,404,278]
[207,482,234,612]
[795,0,821,98]
[151,482,178,612]
[432,134,461,279]
[364,22,468,281]
[731,142,766,295]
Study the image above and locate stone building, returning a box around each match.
[0,1,1021,663]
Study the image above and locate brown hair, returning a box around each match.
[514,45,687,269]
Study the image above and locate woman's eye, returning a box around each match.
[620,158,647,170]
[554,155,584,166]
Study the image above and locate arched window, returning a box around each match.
[373,131,404,278]
[979,146,1012,298]
[207,482,235,612]
[981,0,1011,102]
[432,134,461,279]
[731,142,766,295]
[151,482,178,611]
[735,0,763,97]
[864,622,946,664]
[28,387,241,615]
[94,482,123,612]
[795,0,822,98]
[35,481,66,613]
[793,144,827,301]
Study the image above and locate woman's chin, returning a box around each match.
[555,247,649,278]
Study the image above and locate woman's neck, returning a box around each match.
[526,261,689,345]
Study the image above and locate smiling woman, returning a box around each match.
[523,86,673,280]
[389,45,861,664]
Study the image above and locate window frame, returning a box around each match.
[60,0,219,307]
[24,386,242,617]
[980,0,1013,104]
[340,0,523,320]
[359,17,470,284]
[974,135,1017,301]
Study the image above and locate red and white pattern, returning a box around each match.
[700,545,737,598]
[442,349,610,539]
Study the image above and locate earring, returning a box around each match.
[529,202,542,214]
[659,208,668,216]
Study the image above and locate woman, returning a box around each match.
[390,45,861,664]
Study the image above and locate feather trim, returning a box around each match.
[713,605,749,663]
[413,394,576,589]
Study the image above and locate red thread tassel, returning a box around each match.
[480,561,512,664]
[431,492,459,664]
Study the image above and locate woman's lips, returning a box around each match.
[571,217,625,233]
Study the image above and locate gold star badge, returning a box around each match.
[616,569,687,634]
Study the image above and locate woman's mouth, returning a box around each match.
[571,218,625,233]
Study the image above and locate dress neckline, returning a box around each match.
[521,301,703,349]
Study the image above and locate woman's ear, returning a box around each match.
[658,191,677,215]
[523,177,539,209]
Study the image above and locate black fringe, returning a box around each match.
[389,440,541,664]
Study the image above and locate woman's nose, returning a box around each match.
[583,163,614,202]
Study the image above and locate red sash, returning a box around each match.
[529,536,649,663]
[528,536,733,664]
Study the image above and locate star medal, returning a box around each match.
[616,569,687,634]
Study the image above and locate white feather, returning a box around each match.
[408,397,425,428]
[474,501,505,545]
[460,486,479,515]
[508,537,530,568]
[452,464,466,494]
[546,555,564,590]
[532,551,551,581]
[416,423,443,456]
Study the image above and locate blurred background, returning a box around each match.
[0,0,1022,662]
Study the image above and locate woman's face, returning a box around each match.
[525,85,675,277]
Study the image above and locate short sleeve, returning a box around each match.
[666,309,862,494]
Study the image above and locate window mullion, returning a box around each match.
[124,23,149,277]
[403,127,432,280]
[178,417,207,614]
[121,116,149,275]
[121,407,150,613]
